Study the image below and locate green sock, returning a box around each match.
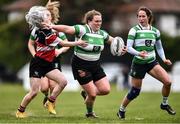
[86,104,93,113]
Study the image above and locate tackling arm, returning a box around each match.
[50,24,75,35]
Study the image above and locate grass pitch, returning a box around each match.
[0,83,179,123]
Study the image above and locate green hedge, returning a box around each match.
[155,33,180,71]
[0,21,31,71]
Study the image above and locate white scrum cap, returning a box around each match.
[25,6,49,29]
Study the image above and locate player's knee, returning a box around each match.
[58,79,67,88]
[88,93,96,101]
[106,86,111,94]
[100,88,110,95]
[164,82,171,88]
[103,89,110,95]
[98,84,111,95]
[62,79,67,87]
[41,87,48,93]
[162,78,172,87]
[127,87,141,100]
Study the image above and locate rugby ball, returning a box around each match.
[110,36,124,56]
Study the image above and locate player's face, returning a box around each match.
[43,10,52,24]
[89,15,102,32]
[137,10,149,27]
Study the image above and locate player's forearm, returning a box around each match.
[127,40,140,56]
[51,25,75,35]
[28,40,36,57]
[156,40,166,61]
[60,41,78,47]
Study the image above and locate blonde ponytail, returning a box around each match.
[46,0,60,24]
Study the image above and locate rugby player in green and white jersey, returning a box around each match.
[43,9,126,118]
[117,6,176,119]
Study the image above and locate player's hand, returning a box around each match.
[76,39,88,47]
[139,50,148,58]
[55,49,63,57]
[121,46,127,56]
[163,59,172,65]
[42,22,53,29]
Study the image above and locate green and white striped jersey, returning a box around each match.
[127,24,161,64]
[73,24,109,61]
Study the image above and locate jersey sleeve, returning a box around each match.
[156,28,161,41]
[100,30,109,43]
[74,25,86,38]
[58,32,67,40]
[155,29,166,60]
[127,28,140,56]
[29,28,36,40]
[127,28,136,41]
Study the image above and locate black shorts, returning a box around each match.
[71,55,106,85]
[53,57,62,71]
[130,60,159,79]
[29,56,59,78]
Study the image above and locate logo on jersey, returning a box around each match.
[145,40,152,47]
[93,46,101,52]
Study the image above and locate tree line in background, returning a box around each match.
[0,0,179,73]
[0,20,179,72]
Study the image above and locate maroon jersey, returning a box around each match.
[31,28,61,62]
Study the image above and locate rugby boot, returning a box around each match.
[117,110,125,119]
[16,110,27,118]
[45,100,56,115]
[86,112,98,118]
[160,103,176,115]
